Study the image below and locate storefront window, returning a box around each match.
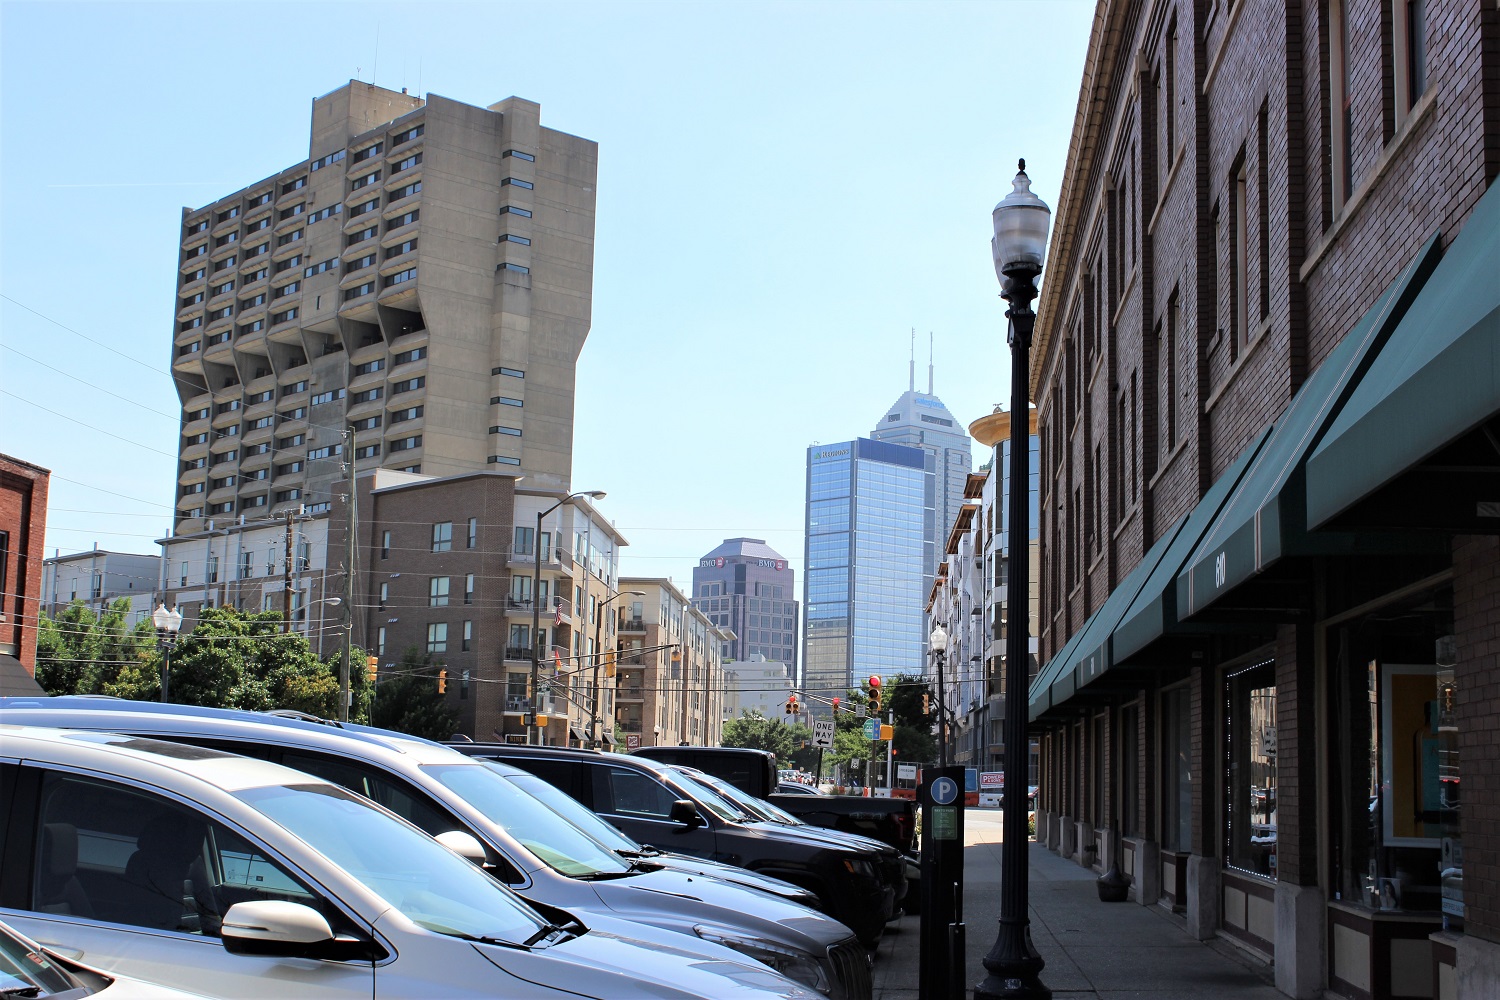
[1161,684,1192,851]
[1120,702,1140,838]
[1328,591,1458,924]
[1225,660,1277,877]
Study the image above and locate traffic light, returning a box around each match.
[604,649,617,678]
[785,693,798,715]
[437,669,448,695]
[831,697,840,713]
[867,674,881,713]
[922,691,931,715]
[366,655,378,682]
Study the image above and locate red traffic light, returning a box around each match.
[832,697,841,709]
[868,675,881,688]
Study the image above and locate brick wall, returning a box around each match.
[1454,535,1500,941]
[0,453,50,671]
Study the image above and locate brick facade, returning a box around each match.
[0,453,50,672]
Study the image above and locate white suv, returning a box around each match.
[0,726,819,999]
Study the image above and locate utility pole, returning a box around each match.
[281,508,295,632]
[340,426,356,722]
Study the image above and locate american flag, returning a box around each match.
[553,601,563,626]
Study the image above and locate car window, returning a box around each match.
[594,766,682,819]
[30,771,331,939]
[662,771,750,823]
[279,751,459,837]
[421,764,628,877]
[490,765,641,852]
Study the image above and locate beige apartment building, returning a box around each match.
[614,578,732,749]
[169,80,596,530]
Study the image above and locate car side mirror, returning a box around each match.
[222,900,380,962]
[669,799,702,827]
[435,830,488,865]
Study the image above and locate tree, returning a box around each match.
[721,712,800,764]
[369,648,459,741]
[35,600,157,698]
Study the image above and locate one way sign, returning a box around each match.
[812,718,835,749]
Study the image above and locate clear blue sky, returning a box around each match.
[0,0,1092,590]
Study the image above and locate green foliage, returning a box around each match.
[35,600,158,698]
[33,603,374,723]
[721,711,798,762]
[369,648,460,741]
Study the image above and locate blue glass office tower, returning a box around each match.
[802,438,929,706]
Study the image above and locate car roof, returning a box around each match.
[0,699,478,769]
[0,724,328,793]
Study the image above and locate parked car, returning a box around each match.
[446,743,895,947]
[0,725,819,999]
[0,916,208,999]
[0,700,869,1000]
[667,765,916,920]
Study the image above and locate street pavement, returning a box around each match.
[871,809,1284,999]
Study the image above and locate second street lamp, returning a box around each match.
[151,603,183,703]
[930,621,949,769]
[530,490,606,746]
[975,160,1052,1000]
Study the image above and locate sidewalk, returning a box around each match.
[871,817,1284,999]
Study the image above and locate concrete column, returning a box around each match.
[1075,821,1096,868]
[1132,839,1161,905]
[1457,935,1500,999]
[1060,815,1076,858]
[1274,882,1325,998]
[1185,855,1220,940]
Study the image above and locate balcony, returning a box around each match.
[618,616,646,634]
[504,646,532,662]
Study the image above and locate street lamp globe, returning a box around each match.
[991,159,1052,282]
[929,622,949,653]
[151,604,183,634]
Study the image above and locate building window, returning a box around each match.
[390,209,420,228]
[343,282,375,301]
[393,346,426,365]
[350,170,381,191]
[309,205,342,224]
[282,176,307,194]
[349,197,381,218]
[501,178,534,190]
[384,268,418,288]
[376,626,386,656]
[432,522,453,552]
[513,526,534,558]
[353,142,383,163]
[487,455,521,466]
[310,149,346,171]
[502,149,535,161]
[390,405,423,423]
[391,377,425,394]
[462,621,472,652]
[489,426,522,436]
[493,367,524,379]
[1394,0,1427,119]
[1225,660,1277,877]
[381,530,391,559]
[492,396,523,407]
[430,576,450,607]
[427,622,447,653]
[311,388,345,406]
[1161,683,1192,851]
[497,262,530,275]
[273,254,302,274]
[1330,0,1353,207]
[392,124,425,145]
[500,206,532,218]
[1232,161,1249,353]
[306,444,341,460]
[464,573,475,605]
[273,281,300,299]
[386,238,418,259]
[394,152,423,173]
[389,435,422,452]
[499,234,531,246]
[467,517,478,549]
[351,387,383,404]
[391,181,421,200]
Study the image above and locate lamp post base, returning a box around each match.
[973,918,1049,1000]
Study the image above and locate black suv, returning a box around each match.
[447,743,895,946]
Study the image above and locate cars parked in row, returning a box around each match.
[445,742,895,947]
[0,726,821,999]
[0,699,871,1000]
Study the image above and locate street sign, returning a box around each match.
[862,718,880,740]
[625,734,641,750]
[812,718,835,748]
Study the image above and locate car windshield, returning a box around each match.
[235,782,549,944]
[662,769,757,822]
[421,763,630,878]
[481,763,643,854]
[0,922,80,997]
[685,769,802,824]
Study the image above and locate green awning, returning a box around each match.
[1111,427,1272,663]
[1027,623,1090,723]
[1178,234,1443,618]
[1308,178,1500,532]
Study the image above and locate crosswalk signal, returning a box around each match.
[437,669,448,695]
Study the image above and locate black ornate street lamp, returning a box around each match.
[930,622,949,769]
[531,490,606,745]
[975,160,1051,1000]
[152,603,183,703]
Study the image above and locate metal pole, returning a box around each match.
[937,647,948,769]
[282,509,294,632]
[530,506,545,745]
[975,265,1048,1000]
[590,604,604,748]
[340,426,356,723]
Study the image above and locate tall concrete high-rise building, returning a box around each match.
[168,81,597,533]
[868,340,975,584]
[801,439,927,708]
[691,538,798,671]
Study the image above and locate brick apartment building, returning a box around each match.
[1022,0,1498,997]
[0,453,49,688]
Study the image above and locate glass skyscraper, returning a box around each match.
[802,439,929,706]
